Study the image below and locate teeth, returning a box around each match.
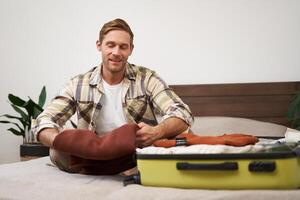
[110,59,121,62]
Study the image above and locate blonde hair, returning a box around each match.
[99,18,134,45]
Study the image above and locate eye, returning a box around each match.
[120,44,129,50]
[106,42,115,48]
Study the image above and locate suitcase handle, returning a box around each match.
[176,162,238,171]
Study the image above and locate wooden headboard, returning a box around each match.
[170,82,300,127]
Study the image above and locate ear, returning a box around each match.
[96,40,101,52]
[129,44,134,56]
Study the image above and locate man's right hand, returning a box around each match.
[38,128,59,147]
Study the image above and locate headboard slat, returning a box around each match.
[171,82,300,97]
[170,82,300,127]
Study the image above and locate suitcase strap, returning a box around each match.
[175,138,187,146]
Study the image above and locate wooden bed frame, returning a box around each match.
[170,81,300,127]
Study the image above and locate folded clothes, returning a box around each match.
[53,123,139,160]
[153,133,258,148]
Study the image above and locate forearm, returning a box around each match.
[156,117,189,139]
[33,79,76,140]
[33,98,76,146]
[38,128,59,147]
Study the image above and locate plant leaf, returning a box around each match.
[286,92,300,129]
[0,120,13,124]
[24,98,44,119]
[10,104,29,122]
[7,128,24,137]
[0,119,25,133]
[8,94,26,107]
[0,114,22,120]
[0,120,24,132]
[0,115,27,130]
[32,107,41,119]
[38,86,46,108]
[3,88,46,138]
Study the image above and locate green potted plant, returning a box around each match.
[0,86,49,160]
[287,91,300,131]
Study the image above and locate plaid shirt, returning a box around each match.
[33,63,194,137]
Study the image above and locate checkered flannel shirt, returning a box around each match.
[33,63,194,138]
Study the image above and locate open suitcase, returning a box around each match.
[125,144,300,189]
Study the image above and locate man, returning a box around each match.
[33,18,193,173]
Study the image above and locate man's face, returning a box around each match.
[97,30,133,75]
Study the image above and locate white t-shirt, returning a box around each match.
[95,80,127,134]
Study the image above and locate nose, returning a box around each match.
[112,46,121,56]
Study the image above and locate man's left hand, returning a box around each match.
[136,122,164,148]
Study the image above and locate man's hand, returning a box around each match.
[136,117,189,148]
[38,128,59,147]
[136,122,164,148]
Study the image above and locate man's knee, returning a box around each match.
[49,148,75,173]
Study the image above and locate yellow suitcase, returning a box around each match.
[126,148,300,189]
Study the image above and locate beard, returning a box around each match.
[102,56,127,74]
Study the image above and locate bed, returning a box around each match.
[1,156,300,200]
[1,81,300,200]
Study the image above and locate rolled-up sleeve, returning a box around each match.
[147,73,194,127]
[32,80,76,140]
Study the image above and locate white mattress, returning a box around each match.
[0,156,300,200]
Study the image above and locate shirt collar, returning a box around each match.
[89,63,136,86]
[124,63,136,81]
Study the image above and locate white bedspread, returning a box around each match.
[0,156,300,200]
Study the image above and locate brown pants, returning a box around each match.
[50,148,79,173]
[50,148,138,175]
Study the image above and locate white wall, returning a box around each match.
[0,0,299,163]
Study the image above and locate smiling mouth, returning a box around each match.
[109,59,122,63]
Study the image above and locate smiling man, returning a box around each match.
[33,18,193,174]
